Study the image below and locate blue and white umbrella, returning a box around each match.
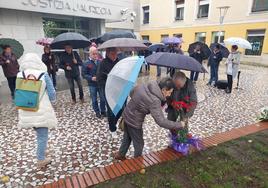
[105,56,144,116]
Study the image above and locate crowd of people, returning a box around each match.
[0,39,241,168]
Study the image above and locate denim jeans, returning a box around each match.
[89,86,106,114]
[190,71,199,81]
[6,76,16,98]
[35,127,48,161]
[156,66,161,77]
[67,76,84,101]
[100,85,125,132]
[209,64,219,84]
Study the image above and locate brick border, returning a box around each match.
[39,122,268,188]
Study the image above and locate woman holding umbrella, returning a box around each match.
[42,46,57,89]
[0,45,19,99]
[225,45,240,94]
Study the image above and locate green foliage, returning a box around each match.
[43,21,63,38]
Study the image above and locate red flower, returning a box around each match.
[184,96,190,101]
[187,133,192,139]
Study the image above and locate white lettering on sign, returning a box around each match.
[21,0,112,16]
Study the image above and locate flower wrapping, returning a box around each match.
[170,130,204,155]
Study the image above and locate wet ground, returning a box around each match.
[0,64,268,187]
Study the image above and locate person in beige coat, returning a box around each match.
[225,45,241,93]
[17,53,58,168]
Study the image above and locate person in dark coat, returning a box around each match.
[138,49,151,73]
[59,44,84,104]
[208,44,223,86]
[190,45,206,82]
[167,71,197,131]
[0,45,19,99]
[114,77,185,159]
[167,44,184,77]
[42,46,57,88]
[82,47,106,118]
[96,47,124,136]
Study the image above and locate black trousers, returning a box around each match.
[6,76,16,98]
[49,72,57,87]
[67,76,84,101]
[227,75,233,92]
[100,85,125,132]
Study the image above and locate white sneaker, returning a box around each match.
[37,157,52,169]
[111,132,118,139]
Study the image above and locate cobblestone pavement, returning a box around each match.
[0,64,268,187]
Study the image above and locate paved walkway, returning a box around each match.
[0,64,268,187]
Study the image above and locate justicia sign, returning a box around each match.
[21,0,112,16]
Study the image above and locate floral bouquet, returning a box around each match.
[257,107,268,122]
[170,128,204,156]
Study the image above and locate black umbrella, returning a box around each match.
[98,38,147,51]
[210,43,230,58]
[146,52,207,73]
[96,30,136,43]
[142,40,152,45]
[188,42,211,59]
[50,32,91,49]
[148,43,167,52]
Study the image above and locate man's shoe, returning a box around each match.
[96,113,101,119]
[113,152,126,161]
[80,98,85,103]
[37,157,52,169]
[101,112,107,117]
[225,89,231,94]
[72,100,76,105]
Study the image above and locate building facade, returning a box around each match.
[139,0,268,64]
[0,0,137,81]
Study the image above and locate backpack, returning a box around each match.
[216,80,228,90]
[15,71,45,112]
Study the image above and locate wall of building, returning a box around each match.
[105,0,140,33]
[139,0,268,64]
[139,0,268,29]
[0,9,45,54]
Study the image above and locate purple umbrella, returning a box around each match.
[146,52,207,73]
[162,37,183,45]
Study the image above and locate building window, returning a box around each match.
[43,17,90,38]
[173,33,183,38]
[143,6,150,24]
[195,32,206,43]
[252,0,268,12]
[211,31,225,43]
[142,35,150,41]
[197,0,209,18]
[245,29,266,56]
[175,0,184,20]
[161,34,169,41]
